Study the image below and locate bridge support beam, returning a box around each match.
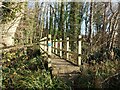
[78,35,82,66]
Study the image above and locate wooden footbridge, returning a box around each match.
[39,34,82,83]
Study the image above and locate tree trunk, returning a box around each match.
[88,2,93,46]
[59,2,64,39]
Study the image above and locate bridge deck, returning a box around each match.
[51,54,80,84]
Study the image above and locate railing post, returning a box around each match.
[40,39,43,50]
[55,39,58,55]
[48,34,52,68]
[78,35,82,66]
[60,38,62,58]
[52,40,54,53]
[66,37,69,60]
[44,37,47,52]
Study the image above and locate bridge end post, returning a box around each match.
[44,37,47,52]
[48,34,52,68]
[78,35,82,66]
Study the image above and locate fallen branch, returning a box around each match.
[101,71,120,85]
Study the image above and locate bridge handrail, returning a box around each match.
[0,43,38,51]
[52,47,78,55]
[52,38,83,42]
[39,35,82,66]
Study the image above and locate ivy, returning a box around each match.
[1,2,23,23]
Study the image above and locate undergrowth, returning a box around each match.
[75,60,120,88]
[2,48,70,90]
[2,47,120,89]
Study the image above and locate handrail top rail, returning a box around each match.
[40,38,84,42]
[0,43,38,50]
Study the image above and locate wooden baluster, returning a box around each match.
[52,40,54,53]
[66,37,69,60]
[78,35,82,66]
[60,38,62,58]
[55,39,58,55]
